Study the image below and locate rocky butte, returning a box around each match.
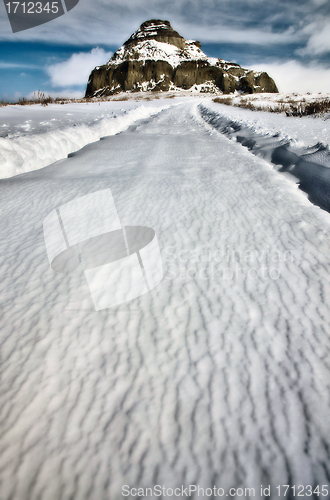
[86,20,278,97]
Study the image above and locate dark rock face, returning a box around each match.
[86,20,278,97]
[124,19,185,50]
[237,71,279,94]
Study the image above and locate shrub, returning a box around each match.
[213,97,233,106]
[213,95,330,116]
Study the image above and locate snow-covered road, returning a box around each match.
[1,101,330,500]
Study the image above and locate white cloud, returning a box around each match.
[311,0,328,6]
[46,48,112,87]
[0,0,306,47]
[298,20,330,56]
[252,60,330,93]
[177,23,299,46]
[2,91,23,102]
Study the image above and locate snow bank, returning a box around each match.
[0,102,172,178]
[202,98,330,149]
[200,100,330,213]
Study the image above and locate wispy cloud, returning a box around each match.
[0,0,321,48]
[0,62,40,69]
[46,48,112,87]
[1,0,330,99]
[297,19,330,56]
[176,23,300,45]
[2,90,23,101]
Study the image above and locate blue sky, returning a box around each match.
[1,0,330,101]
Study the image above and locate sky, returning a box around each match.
[1,0,330,101]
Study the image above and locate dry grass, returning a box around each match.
[212,95,330,117]
[0,91,75,107]
[213,97,233,106]
[6,89,328,115]
[0,91,99,107]
[18,91,59,106]
[286,99,330,116]
[112,95,130,101]
[2,89,329,117]
[0,89,211,107]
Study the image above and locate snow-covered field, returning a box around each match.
[214,91,330,114]
[202,99,330,212]
[206,97,330,146]
[0,94,329,178]
[0,98,181,178]
[1,97,330,500]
